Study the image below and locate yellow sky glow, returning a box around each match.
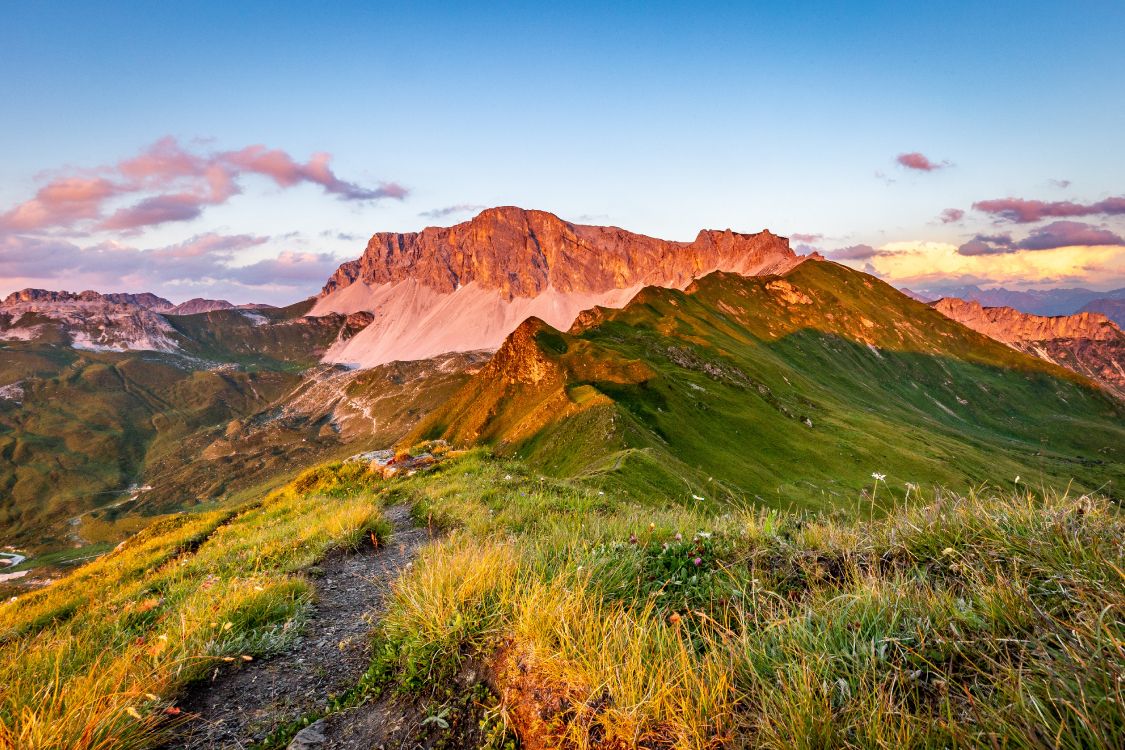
[855,242,1125,289]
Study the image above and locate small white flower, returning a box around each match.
[871,472,886,482]
[1014,475,1021,484]
[691,494,705,501]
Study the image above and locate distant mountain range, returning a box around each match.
[930,297,1125,399]
[902,283,1125,322]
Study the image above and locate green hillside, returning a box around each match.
[410,261,1124,509]
[0,345,299,548]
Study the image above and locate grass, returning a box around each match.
[372,450,1125,749]
[3,448,1122,748]
[410,262,1124,509]
[0,461,387,750]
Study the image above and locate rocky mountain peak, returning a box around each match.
[321,206,801,301]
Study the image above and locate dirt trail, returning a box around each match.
[171,504,431,749]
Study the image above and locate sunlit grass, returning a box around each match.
[374,452,1125,749]
[0,462,387,750]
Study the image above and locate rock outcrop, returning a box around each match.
[314,206,809,367]
[932,297,1125,399]
[2,288,174,310]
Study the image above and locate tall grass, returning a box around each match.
[0,462,387,750]
[375,454,1125,749]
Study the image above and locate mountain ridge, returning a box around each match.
[312,206,812,367]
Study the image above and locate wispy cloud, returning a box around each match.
[972,195,1125,223]
[896,152,950,172]
[0,137,408,234]
[0,232,340,304]
[418,203,486,220]
[957,221,1124,256]
[938,208,965,224]
[827,244,901,261]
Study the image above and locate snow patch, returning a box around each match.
[240,311,269,326]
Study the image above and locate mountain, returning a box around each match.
[165,298,236,315]
[1080,297,1125,327]
[162,298,277,315]
[409,260,1123,506]
[2,288,174,310]
[902,283,1125,316]
[0,291,366,367]
[931,297,1125,399]
[312,206,809,367]
[1,290,182,352]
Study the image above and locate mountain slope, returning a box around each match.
[312,206,808,366]
[1080,297,1125,327]
[901,283,1125,316]
[932,297,1125,399]
[409,261,1123,508]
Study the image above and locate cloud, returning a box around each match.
[896,152,949,172]
[418,204,486,220]
[957,235,1015,256]
[866,239,1125,292]
[957,221,1124,256]
[99,193,206,230]
[0,137,407,233]
[1050,179,1071,189]
[1016,221,1124,251]
[972,195,1125,223]
[0,177,120,232]
[790,233,823,243]
[827,244,899,261]
[0,232,338,305]
[938,208,965,224]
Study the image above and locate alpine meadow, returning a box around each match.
[2,4,1124,749]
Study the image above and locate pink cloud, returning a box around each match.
[957,221,1124,255]
[896,152,949,172]
[0,232,332,305]
[939,208,964,224]
[972,195,1125,223]
[99,193,207,231]
[0,177,120,232]
[0,137,407,234]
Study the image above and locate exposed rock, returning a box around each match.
[165,298,236,315]
[323,206,800,299]
[932,297,1125,398]
[287,721,327,749]
[313,206,811,367]
[1,288,173,310]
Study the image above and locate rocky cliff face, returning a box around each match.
[323,206,799,299]
[315,206,809,367]
[932,297,1125,398]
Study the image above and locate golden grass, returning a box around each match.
[0,464,386,750]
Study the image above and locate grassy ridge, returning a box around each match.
[0,463,386,750]
[411,262,1123,508]
[375,451,1125,748]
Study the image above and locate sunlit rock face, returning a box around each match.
[314,206,808,367]
[932,297,1125,399]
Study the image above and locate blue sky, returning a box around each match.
[2,1,1123,303]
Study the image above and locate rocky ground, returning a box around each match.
[170,504,433,749]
